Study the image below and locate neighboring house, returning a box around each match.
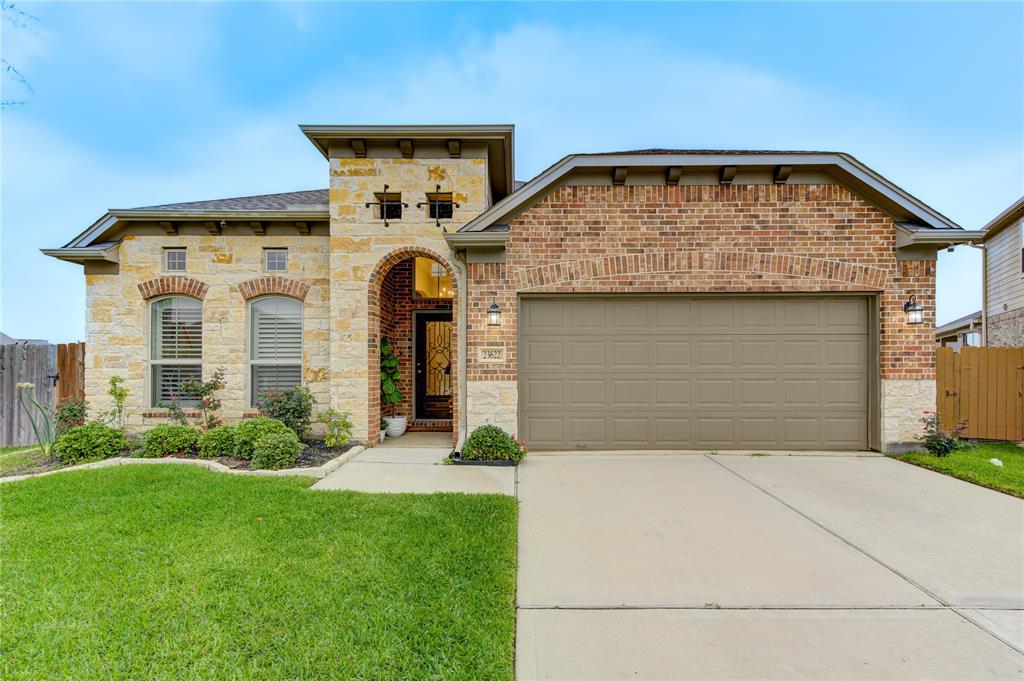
[979,196,1024,346]
[0,332,49,345]
[44,125,984,453]
[935,310,982,350]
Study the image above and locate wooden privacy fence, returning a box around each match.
[936,346,1024,441]
[0,342,85,447]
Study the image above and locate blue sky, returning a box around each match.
[2,1,1021,342]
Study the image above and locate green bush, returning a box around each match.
[250,432,304,470]
[54,423,127,464]
[235,417,292,460]
[317,408,353,448]
[198,425,237,459]
[461,425,526,463]
[55,398,88,436]
[256,386,315,437]
[918,412,971,457]
[142,424,199,458]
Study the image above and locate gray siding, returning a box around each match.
[986,218,1024,317]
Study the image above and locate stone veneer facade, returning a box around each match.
[464,184,937,451]
[987,308,1024,347]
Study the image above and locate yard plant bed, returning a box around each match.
[1,465,517,680]
[898,441,1024,498]
[171,439,361,471]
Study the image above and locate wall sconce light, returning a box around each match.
[903,295,924,325]
[487,300,501,326]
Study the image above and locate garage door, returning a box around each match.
[519,297,869,451]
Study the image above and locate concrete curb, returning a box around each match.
[0,446,365,485]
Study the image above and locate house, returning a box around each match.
[43,125,984,453]
[978,196,1024,346]
[935,310,982,349]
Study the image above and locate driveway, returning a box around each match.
[516,453,1024,680]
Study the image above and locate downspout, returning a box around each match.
[453,249,469,453]
[971,242,988,345]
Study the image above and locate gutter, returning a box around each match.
[453,250,469,453]
[444,230,509,248]
[894,226,986,247]
[41,243,120,264]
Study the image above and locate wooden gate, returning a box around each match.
[936,346,1024,441]
[0,342,86,447]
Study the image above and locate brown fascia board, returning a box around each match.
[981,195,1024,241]
[299,124,516,197]
[459,151,965,233]
[62,209,329,248]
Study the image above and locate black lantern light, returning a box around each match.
[903,295,924,325]
[487,300,501,326]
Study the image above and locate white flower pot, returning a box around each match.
[379,430,386,442]
[386,416,408,438]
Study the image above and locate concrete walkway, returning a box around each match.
[516,453,1024,680]
[311,438,514,495]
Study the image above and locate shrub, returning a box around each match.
[250,432,304,470]
[198,425,237,459]
[234,417,292,460]
[918,411,971,457]
[256,386,315,437]
[54,423,127,464]
[142,424,199,458]
[380,338,403,408]
[180,368,227,431]
[55,398,88,436]
[461,425,526,463]
[317,408,353,448]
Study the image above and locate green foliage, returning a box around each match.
[461,425,527,463]
[141,424,199,458]
[250,431,305,470]
[234,417,292,460]
[316,409,353,448]
[198,425,237,459]
[918,411,971,457]
[55,398,88,437]
[54,423,127,464]
[15,383,56,457]
[899,441,1024,498]
[379,338,403,408]
[256,385,315,437]
[107,376,129,432]
[180,368,226,431]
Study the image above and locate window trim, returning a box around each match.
[263,248,288,272]
[148,295,203,408]
[163,247,187,273]
[248,295,304,407]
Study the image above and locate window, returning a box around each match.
[264,248,288,272]
[164,248,186,272]
[150,296,202,407]
[374,191,403,220]
[413,257,454,298]
[427,193,454,220]
[250,296,303,405]
[965,331,981,347]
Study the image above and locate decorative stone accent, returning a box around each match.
[137,275,209,300]
[882,379,936,452]
[987,308,1024,346]
[237,276,310,301]
[467,380,518,436]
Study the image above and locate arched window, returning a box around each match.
[250,296,303,405]
[150,296,202,407]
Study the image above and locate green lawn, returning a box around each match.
[0,445,46,477]
[1,465,518,680]
[899,441,1024,498]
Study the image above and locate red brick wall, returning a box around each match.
[466,183,935,381]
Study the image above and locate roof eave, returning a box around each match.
[981,196,1024,241]
[895,223,985,247]
[42,243,120,265]
[444,229,510,249]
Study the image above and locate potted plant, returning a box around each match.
[379,418,388,443]
[379,338,407,437]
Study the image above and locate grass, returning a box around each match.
[1,465,518,680]
[898,441,1024,498]
[0,445,46,476]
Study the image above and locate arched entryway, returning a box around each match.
[367,247,458,446]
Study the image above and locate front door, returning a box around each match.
[414,312,453,420]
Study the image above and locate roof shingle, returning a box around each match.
[135,189,328,212]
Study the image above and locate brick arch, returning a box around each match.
[516,251,889,291]
[367,247,459,446]
[237,276,310,301]
[137,276,208,300]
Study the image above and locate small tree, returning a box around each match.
[180,368,226,431]
[107,375,128,432]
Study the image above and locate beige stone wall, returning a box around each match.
[85,234,329,432]
[328,150,489,441]
[466,380,518,436]
[881,378,936,451]
[987,309,1024,347]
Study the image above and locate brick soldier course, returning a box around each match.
[45,126,983,452]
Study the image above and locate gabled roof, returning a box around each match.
[981,196,1024,242]
[457,150,966,233]
[935,309,982,336]
[135,189,327,212]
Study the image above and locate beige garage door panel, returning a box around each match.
[520,297,869,451]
